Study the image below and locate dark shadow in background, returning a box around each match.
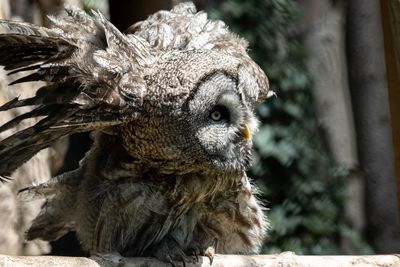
[49,133,91,256]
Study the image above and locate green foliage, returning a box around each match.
[208,0,372,254]
[82,0,108,14]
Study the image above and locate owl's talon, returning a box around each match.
[93,252,125,265]
[207,254,214,265]
[188,248,199,262]
[166,255,177,267]
[204,246,215,265]
[179,256,187,267]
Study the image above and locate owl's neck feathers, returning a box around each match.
[84,132,245,198]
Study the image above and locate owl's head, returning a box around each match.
[121,49,269,174]
[116,3,272,175]
[182,67,260,172]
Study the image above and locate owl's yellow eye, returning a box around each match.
[210,110,222,121]
[209,105,230,122]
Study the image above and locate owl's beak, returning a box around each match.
[243,124,251,142]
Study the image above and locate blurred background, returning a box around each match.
[0,0,399,257]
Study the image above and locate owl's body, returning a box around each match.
[0,3,269,260]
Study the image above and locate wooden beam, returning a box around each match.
[1,253,400,267]
[381,0,400,215]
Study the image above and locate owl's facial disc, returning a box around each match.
[186,71,258,172]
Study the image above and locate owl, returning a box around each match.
[0,2,270,264]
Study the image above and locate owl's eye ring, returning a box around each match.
[210,105,230,122]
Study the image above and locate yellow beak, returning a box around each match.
[243,124,251,142]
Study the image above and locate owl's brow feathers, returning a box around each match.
[181,70,239,112]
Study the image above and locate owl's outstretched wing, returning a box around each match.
[0,7,151,178]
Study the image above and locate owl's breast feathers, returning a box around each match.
[79,145,267,255]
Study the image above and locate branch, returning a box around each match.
[1,253,400,267]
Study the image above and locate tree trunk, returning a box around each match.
[299,0,364,253]
[380,0,400,221]
[300,0,357,168]
[347,0,400,253]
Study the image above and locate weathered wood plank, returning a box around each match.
[1,253,400,267]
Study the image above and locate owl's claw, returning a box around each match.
[92,252,126,265]
[188,248,199,262]
[179,255,187,267]
[204,246,215,265]
[166,253,192,267]
[166,255,177,267]
[204,238,218,265]
[193,251,199,263]
[150,237,196,267]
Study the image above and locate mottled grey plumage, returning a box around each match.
[0,3,270,261]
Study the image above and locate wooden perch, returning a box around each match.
[0,253,400,267]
